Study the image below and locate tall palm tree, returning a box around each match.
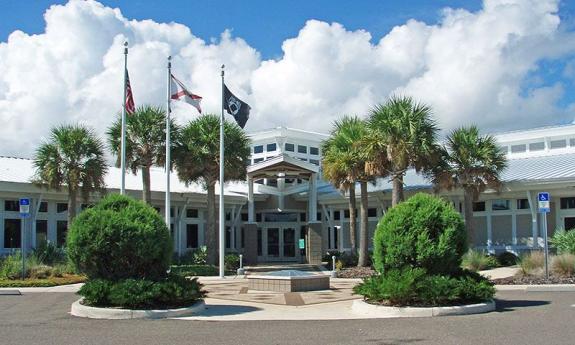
[174,114,251,265]
[321,116,372,266]
[107,105,178,204]
[365,96,439,206]
[430,126,507,245]
[33,124,107,228]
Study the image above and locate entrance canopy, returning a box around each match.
[247,154,319,180]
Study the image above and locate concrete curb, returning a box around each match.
[496,284,575,292]
[351,299,495,318]
[70,299,206,319]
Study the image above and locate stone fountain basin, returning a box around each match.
[247,270,330,292]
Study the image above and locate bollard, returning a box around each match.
[331,255,337,278]
[237,254,245,276]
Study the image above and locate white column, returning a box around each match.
[230,206,236,250]
[309,173,317,222]
[248,177,255,223]
[526,190,539,248]
[486,200,493,253]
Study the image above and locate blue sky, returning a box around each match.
[1,0,575,156]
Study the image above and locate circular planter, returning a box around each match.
[71,299,206,319]
[351,299,495,318]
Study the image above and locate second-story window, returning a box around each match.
[285,143,294,152]
[266,143,276,152]
[298,145,307,154]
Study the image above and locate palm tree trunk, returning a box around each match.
[206,182,217,265]
[348,186,357,255]
[391,174,404,206]
[358,181,369,267]
[67,186,77,228]
[141,166,151,204]
[463,188,475,248]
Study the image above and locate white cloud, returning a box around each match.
[1,0,575,158]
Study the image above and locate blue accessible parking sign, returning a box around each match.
[538,192,550,213]
[19,198,30,218]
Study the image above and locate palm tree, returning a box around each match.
[430,126,507,245]
[107,105,178,204]
[174,114,251,265]
[365,96,439,206]
[321,116,372,266]
[33,124,107,228]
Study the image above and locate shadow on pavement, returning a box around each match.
[197,304,261,317]
[495,298,549,312]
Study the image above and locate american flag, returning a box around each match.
[125,70,135,114]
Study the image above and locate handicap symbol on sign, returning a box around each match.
[538,193,549,202]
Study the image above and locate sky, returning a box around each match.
[1,0,575,158]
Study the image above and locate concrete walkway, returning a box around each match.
[479,266,520,280]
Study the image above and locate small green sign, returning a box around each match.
[298,239,305,249]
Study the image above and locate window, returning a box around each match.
[560,197,575,209]
[368,208,377,217]
[241,213,248,221]
[56,221,67,247]
[257,229,262,256]
[492,199,510,211]
[170,208,175,218]
[154,207,161,213]
[309,147,319,155]
[333,210,341,221]
[253,145,263,154]
[511,144,526,153]
[253,158,264,163]
[4,200,19,212]
[285,143,295,152]
[529,142,545,151]
[225,227,231,249]
[267,179,278,187]
[473,202,486,212]
[300,212,307,222]
[298,145,307,154]
[517,199,530,210]
[226,212,231,221]
[256,213,262,222]
[266,143,276,152]
[241,227,245,248]
[317,212,322,221]
[4,219,21,248]
[571,138,575,147]
[285,178,294,184]
[550,139,567,149]
[255,179,264,184]
[186,224,198,248]
[186,209,198,218]
[57,203,68,213]
[36,220,48,247]
[309,159,319,165]
[38,202,48,213]
[81,204,93,211]
[344,209,350,218]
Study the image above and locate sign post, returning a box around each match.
[538,192,550,280]
[19,198,30,279]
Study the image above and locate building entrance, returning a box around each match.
[257,225,301,262]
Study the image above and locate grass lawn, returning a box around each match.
[0,274,86,287]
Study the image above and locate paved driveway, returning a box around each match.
[0,290,574,345]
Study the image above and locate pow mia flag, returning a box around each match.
[223,84,250,128]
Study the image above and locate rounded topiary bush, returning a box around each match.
[373,193,467,276]
[67,194,172,281]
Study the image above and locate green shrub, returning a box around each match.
[193,246,208,265]
[551,254,575,277]
[67,194,172,281]
[372,193,467,276]
[551,229,575,255]
[353,268,426,305]
[29,265,53,279]
[224,254,240,271]
[519,251,545,276]
[461,250,498,271]
[497,251,519,266]
[78,274,205,309]
[32,241,66,266]
[170,265,219,277]
[0,252,23,279]
[354,269,495,306]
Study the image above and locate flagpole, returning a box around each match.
[165,56,172,228]
[219,65,225,278]
[120,41,128,195]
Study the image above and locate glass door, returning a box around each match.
[282,228,296,258]
[267,228,280,257]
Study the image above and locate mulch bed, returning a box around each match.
[336,266,376,279]
[491,276,575,285]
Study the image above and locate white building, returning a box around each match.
[1,124,574,264]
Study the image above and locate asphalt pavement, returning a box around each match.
[0,290,574,345]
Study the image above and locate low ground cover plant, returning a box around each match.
[355,193,495,307]
[551,228,575,255]
[0,247,80,285]
[69,194,204,309]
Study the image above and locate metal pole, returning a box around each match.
[120,42,128,195]
[219,65,225,278]
[21,217,26,279]
[543,212,549,280]
[165,56,172,228]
